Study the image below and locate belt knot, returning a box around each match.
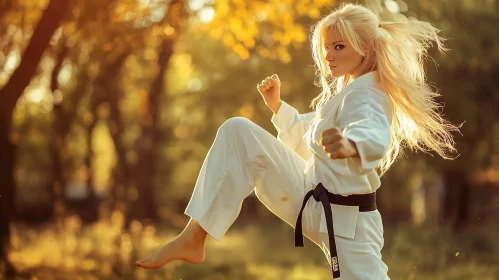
[312,183,328,202]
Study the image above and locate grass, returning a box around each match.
[3,211,499,280]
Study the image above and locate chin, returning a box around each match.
[329,68,345,78]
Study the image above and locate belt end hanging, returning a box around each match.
[294,233,304,247]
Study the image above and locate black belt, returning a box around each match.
[294,183,377,279]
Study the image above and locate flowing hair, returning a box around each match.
[305,3,459,175]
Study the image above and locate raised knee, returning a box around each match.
[218,117,253,133]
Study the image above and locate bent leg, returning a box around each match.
[184,117,322,245]
[320,210,390,279]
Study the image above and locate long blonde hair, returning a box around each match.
[306,3,459,175]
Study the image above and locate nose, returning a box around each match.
[325,51,334,62]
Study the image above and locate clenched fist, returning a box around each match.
[257,74,281,114]
[320,128,359,159]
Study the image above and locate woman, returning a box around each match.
[135,3,458,279]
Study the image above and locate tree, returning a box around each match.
[0,0,70,275]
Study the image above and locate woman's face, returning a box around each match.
[323,26,364,78]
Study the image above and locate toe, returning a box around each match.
[135,256,152,266]
[140,260,159,269]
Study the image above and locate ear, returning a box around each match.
[362,40,374,55]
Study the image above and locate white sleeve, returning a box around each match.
[271,101,314,160]
[338,90,392,174]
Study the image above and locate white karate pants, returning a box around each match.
[184,117,390,279]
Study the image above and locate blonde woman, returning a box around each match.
[136,3,458,279]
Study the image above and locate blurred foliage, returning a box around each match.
[6,214,499,279]
[1,0,499,278]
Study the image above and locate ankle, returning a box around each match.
[184,229,207,244]
[183,220,207,241]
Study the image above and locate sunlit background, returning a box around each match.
[0,0,498,279]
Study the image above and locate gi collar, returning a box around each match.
[338,71,380,94]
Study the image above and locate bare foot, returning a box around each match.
[135,219,207,269]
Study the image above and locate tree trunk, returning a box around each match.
[48,39,70,221]
[441,170,456,224]
[0,0,69,275]
[453,172,470,232]
[133,38,174,223]
[93,50,132,222]
[106,74,132,216]
[441,170,470,232]
[82,101,99,224]
[0,113,16,277]
[129,0,186,226]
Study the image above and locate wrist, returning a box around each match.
[268,100,282,114]
[348,139,359,157]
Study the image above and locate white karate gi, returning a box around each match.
[185,71,391,279]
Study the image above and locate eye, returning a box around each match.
[324,45,329,51]
[334,44,345,50]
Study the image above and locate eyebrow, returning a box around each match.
[325,41,345,46]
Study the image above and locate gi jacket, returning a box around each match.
[271,71,392,240]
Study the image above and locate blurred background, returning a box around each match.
[0,0,498,279]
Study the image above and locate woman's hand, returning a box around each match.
[257,74,282,114]
[320,128,359,159]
